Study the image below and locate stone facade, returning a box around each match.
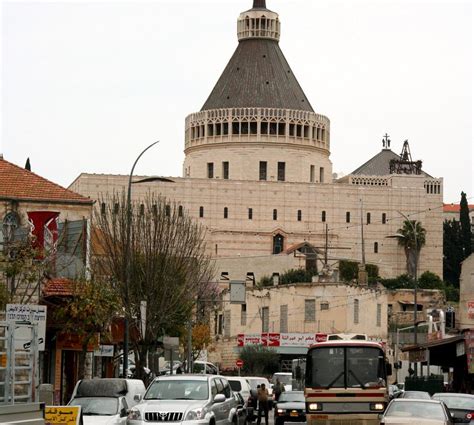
[459,254,474,328]
[207,281,388,369]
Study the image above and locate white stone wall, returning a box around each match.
[459,254,474,328]
[70,172,443,279]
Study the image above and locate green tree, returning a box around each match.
[396,220,426,277]
[460,192,472,258]
[240,345,279,376]
[54,278,120,379]
[93,193,214,382]
[339,260,379,282]
[443,219,463,286]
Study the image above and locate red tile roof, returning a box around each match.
[0,157,93,204]
[42,278,75,297]
[443,204,474,213]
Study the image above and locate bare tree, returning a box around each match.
[93,193,215,381]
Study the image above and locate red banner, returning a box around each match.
[27,211,59,258]
[237,332,327,347]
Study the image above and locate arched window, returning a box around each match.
[366,212,371,224]
[297,210,302,221]
[382,213,387,224]
[100,202,106,215]
[322,211,326,222]
[2,211,19,243]
[273,234,284,254]
[374,242,379,253]
[273,209,278,220]
[199,206,204,218]
[178,205,183,217]
[346,212,351,223]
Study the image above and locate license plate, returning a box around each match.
[290,412,299,417]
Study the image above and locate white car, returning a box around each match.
[127,374,239,425]
[246,377,273,396]
[227,377,252,401]
[69,378,146,425]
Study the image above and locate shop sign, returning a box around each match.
[45,406,81,425]
[6,304,47,351]
[94,345,114,357]
[409,349,427,363]
[237,332,327,347]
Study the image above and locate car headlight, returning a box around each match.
[185,408,206,420]
[276,408,284,415]
[307,403,322,412]
[370,403,385,411]
[127,408,142,421]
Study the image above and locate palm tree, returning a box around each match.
[396,220,426,277]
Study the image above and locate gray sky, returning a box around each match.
[1,0,472,203]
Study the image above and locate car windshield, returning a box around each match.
[402,391,431,399]
[307,346,386,389]
[273,374,292,385]
[433,395,474,410]
[69,397,118,416]
[248,379,269,390]
[385,401,445,420]
[145,380,209,400]
[278,392,305,403]
[229,381,242,392]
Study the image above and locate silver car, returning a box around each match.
[380,399,458,424]
[127,374,239,425]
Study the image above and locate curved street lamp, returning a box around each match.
[123,141,159,377]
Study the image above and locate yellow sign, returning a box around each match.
[45,406,81,425]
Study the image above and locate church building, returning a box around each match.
[70,0,443,282]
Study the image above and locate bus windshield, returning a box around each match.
[306,346,386,389]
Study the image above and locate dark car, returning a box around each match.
[433,393,474,423]
[274,391,306,425]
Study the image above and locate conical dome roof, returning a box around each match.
[201,1,314,112]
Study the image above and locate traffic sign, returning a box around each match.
[236,359,244,368]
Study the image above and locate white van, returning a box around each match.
[69,378,146,425]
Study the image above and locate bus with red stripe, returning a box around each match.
[305,339,391,424]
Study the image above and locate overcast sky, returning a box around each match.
[1,0,472,203]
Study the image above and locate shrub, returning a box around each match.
[239,345,279,376]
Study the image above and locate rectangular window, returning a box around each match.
[297,210,302,221]
[224,310,231,338]
[224,207,228,219]
[322,211,326,222]
[310,165,315,183]
[321,302,329,311]
[280,305,288,333]
[259,161,267,181]
[367,212,371,224]
[241,304,247,326]
[207,162,214,178]
[248,208,253,220]
[218,314,223,335]
[374,242,379,253]
[354,299,359,324]
[305,299,316,322]
[346,211,351,223]
[382,213,387,224]
[277,162,286,181]
[222,162,229,179]
[199,206,204,218]
[376,304,382,327]
[319,167,324,183]
[273,209,278,220]
[261,307,269,332]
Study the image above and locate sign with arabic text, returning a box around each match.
[237,332,327,347]
[45,406,81,425]
[6,304,47,351]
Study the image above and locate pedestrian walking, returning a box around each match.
[256,383,269,425]
[273,378,285,402]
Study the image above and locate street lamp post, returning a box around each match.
[123,141,159,378]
